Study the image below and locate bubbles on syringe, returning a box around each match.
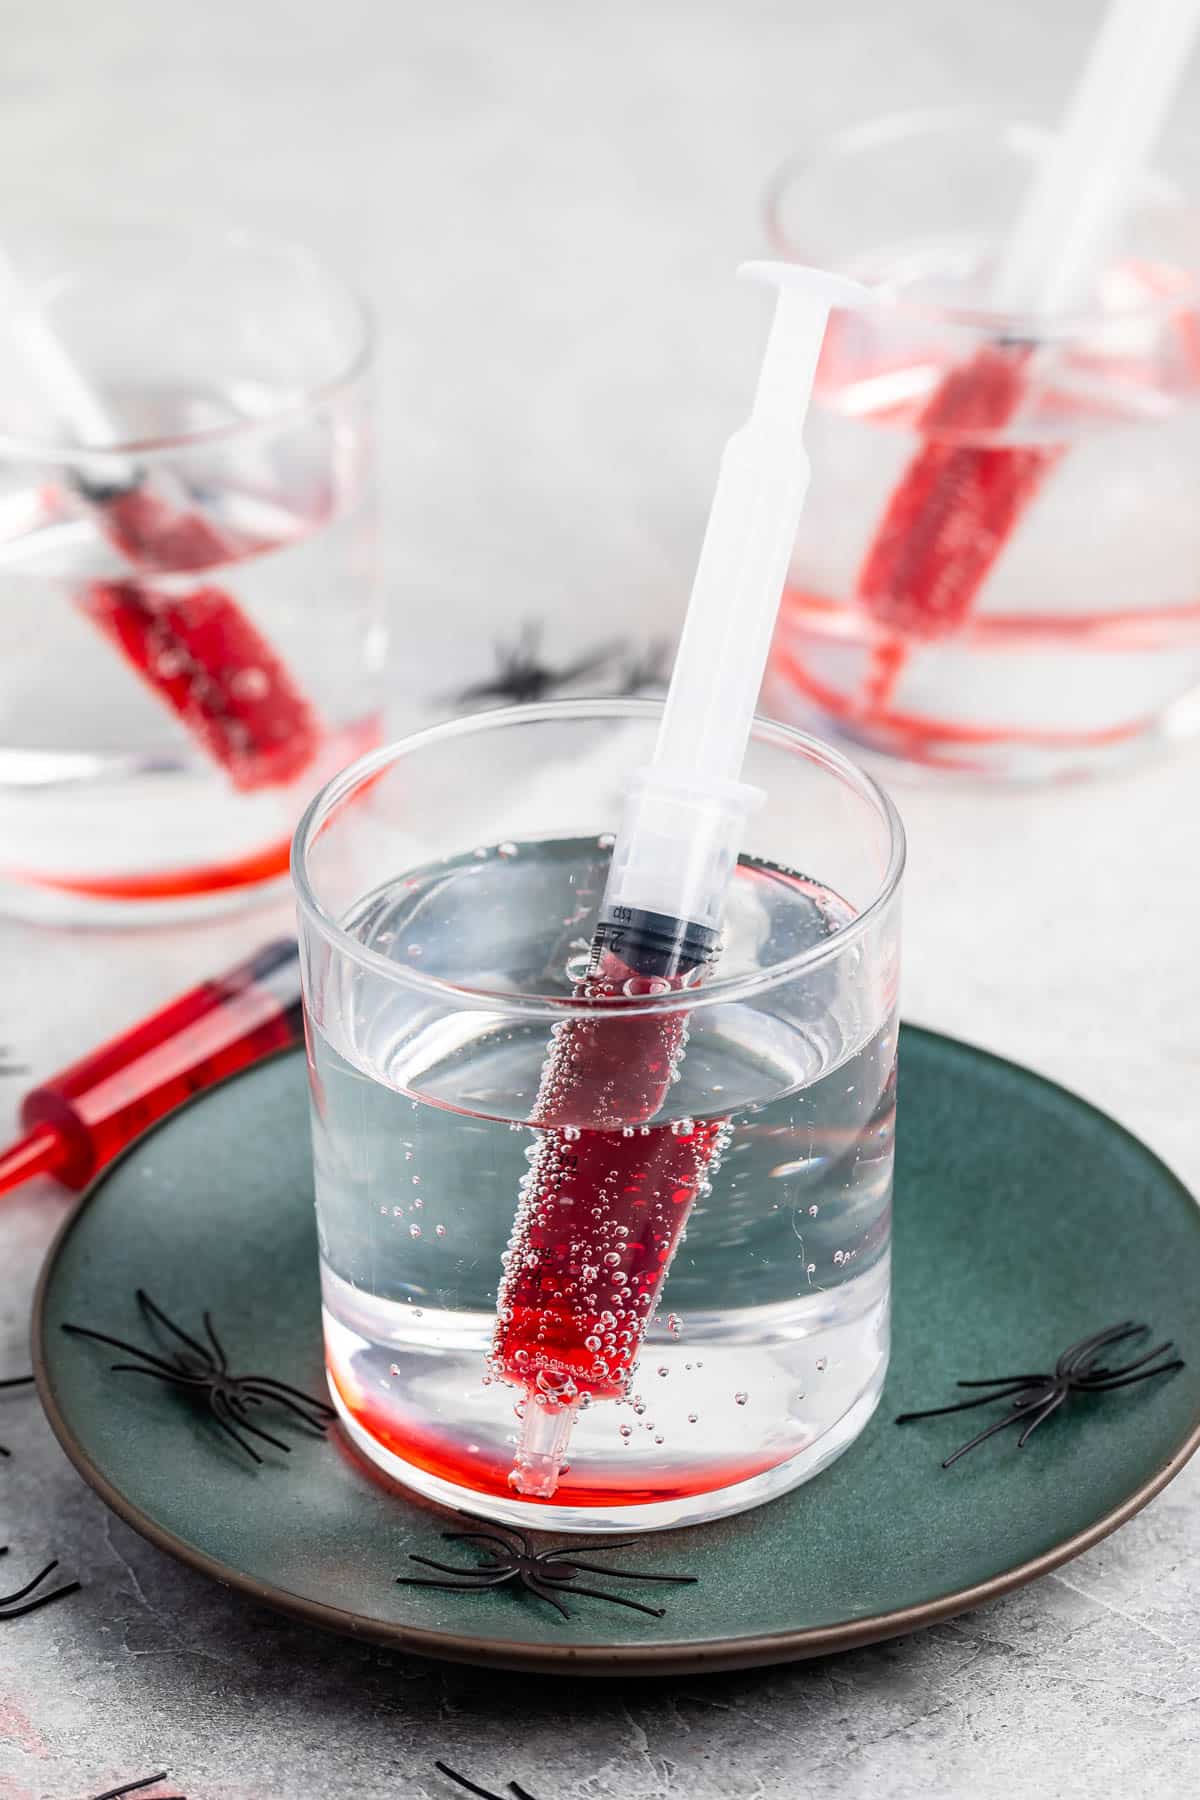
[497,842,519,859]
[621,976,671,999]
[597,832,615,850]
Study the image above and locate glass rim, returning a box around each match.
[764,103,1200,339]
[0,224,374,464]
[291,697,907,1022]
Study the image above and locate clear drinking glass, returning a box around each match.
[0,227,381,921]
[762,109,1200,780]
[294,699,904,1533]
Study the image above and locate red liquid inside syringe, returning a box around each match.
[74,481,322,791]
[0,939,303,1199]
[855,339,1063,711]
[490,906,728,1496]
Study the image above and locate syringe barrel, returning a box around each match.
[602,768,762,934]
[19,939,303,1188]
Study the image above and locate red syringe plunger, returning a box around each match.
[0,938,303,1199]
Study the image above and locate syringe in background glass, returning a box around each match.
[0,249,322,790]
[0,940,303,1198]
[490,262,871,1499]
[855,0,1200,713]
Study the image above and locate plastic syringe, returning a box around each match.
[490,263,870,1499]
[0,939,303,1199]
[855,0,1200,705]
[0,249,321,790]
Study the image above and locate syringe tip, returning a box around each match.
[0,1120,66,1199]
[508,1396,578,1499]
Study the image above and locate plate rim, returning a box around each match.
[32,1026,1200,1677]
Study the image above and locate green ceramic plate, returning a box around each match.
[33,1028,1200,1676]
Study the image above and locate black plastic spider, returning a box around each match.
[0,1371,34,1457]
[436,1763,540,1800]
[398,1514,696,1618]
[63,1290,336,1465]
[90,1776,185,1800]
[896,1321,1184,1467]
[0,1546,80,1621]
[451,621,621,706]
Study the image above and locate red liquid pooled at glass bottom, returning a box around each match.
[329,1371,786,1507]
[489,935,729,1488]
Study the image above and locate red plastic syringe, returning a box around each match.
[0,939,303,1198]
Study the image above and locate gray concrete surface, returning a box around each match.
[3,2,1200,1795]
